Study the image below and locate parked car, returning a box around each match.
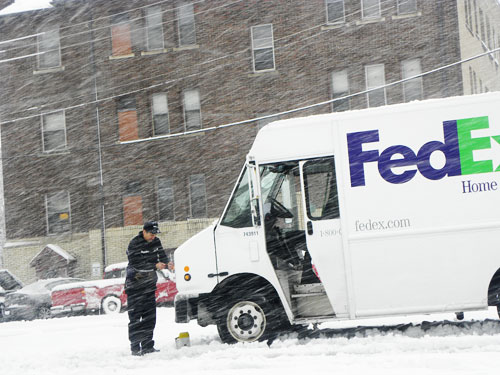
[0,269,24,322]
[50,262,177,316]
[4,277,84,321]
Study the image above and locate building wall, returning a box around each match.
[457,0,500,94]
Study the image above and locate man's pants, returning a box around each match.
[127,289,157,352]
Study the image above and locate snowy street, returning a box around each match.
[1,307,500,375]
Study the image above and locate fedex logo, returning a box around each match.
[347,116,500,187]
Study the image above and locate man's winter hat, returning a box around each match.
[143,221,160,234]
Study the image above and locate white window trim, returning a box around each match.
[152,92,170,136]
[361,0,381,19]
[365,64,387,107]
[45,191,72,235]
[251,24,276,73]
[177,3,197,47]
[182,89,202,132]
[188,174,207,219]
[325,0,346,24]
[146,6,165,51]
[37,28,62,70]
[41,110,68,153]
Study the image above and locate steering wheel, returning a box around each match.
[268,198,293,219]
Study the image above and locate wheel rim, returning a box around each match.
[38,307,51,319]
[226,301,266,342]
[107,301,118,312]
[103,297,121,314]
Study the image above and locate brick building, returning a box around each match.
[0,0,497,282]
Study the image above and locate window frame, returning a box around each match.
[325,0,345,24]
[183,88,202,131]
[145,5,165,51]
[361,0,381,19]
[401,58,423,103]
[397,0,417,15]
[111,13,132,56]
[251,24,276,73]
[41,110,67,153]
[151,92,170,136]
[37,28,62,70]
[157,177,175,221]
[177,2,197,47]
[189,174,207,219]
[45,191,71,235]
[331,69,350,112]
[365,63,387,107]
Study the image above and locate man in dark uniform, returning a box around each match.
[125,221,168,356]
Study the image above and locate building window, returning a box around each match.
[146,6,164,51]
[397,0,417,15]
[361,0,381,19]
[111,14,132,56]
[469,66,474,94]
[37,28,61,69]
[189,174,207,218]
[365,64,386,107]
[42,111,66,152]
[479,8,485,44]
[158,178,174,221]
[123,181,142,226]
[177,3,196,46]
[251,24,275,72]
[331,70,350,112]
[46,191,71,234]
[401,58,423,102]
[183,89,202,131]
[465,0,473,32]
[152,93,169,135]
[325,0,345,24]
[117,95,138,141]
[473,0,479,36]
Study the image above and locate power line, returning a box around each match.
[119,47,500,145]
[0,0,397,117]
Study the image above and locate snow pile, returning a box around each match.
[1,308,500,375]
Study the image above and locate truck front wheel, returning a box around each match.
[217,297,282,344]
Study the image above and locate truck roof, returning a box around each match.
[250,93,500,164]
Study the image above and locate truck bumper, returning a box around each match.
[50,303,86,316]
[174,293,198,323]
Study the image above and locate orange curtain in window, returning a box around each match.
[111,23,132,56]
[118,110,138,141]
[123,196,143,226]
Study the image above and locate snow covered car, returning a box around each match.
[0,269,24,322]
[3,277,84,321]
[50,262,177,316]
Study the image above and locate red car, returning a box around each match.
[50,262,177,316]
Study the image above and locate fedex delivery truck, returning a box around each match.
[174,93,500,343]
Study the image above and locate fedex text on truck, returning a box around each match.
[347,116,500,187]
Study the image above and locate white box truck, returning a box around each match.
[174,93,500,343]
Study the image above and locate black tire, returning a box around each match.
[101,295,122,314]
[0,303,5,322]
[497,305,500,319]
[216,296,285,344]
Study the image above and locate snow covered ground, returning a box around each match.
[1,307,500,375]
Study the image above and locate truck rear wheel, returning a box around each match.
[217,297,283,344]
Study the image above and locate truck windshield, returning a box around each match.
[220,167,252,228]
